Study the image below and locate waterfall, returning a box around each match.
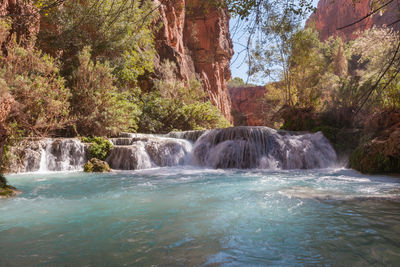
[8,127,338,173]
[190,127,337,169]
[167,130,207,142]
[106,134,193,170]
[9,139,87,173]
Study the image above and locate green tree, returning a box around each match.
[37,0,156,85]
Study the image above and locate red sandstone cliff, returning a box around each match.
[229,86,267,126]
[155,0,234,121]
[308,0,399,41]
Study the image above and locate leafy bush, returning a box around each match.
[37,0,156,83]
[81,137,113,161]
[0,19,70,137]
[181,102,231,130]
[71,47,141,136]
[137,60,230,133]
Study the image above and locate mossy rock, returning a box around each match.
[0,185,20,198]
[84,158,111,173]
[0,174,21,198]
[350,142,400,174]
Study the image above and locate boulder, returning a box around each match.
[84,158,111,173]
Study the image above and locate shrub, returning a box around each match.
[181,102,231,130]
[0,19,70,137]
[138,60,231,133]
[70,47,141,136]
[81,136,113,161]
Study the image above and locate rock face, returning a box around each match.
[229,86,267,126]
[308,0,399,41]
[0,0,39,51]
[155,0,234,121]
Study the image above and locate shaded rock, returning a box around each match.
[229,86,267,126]
[350,110,400,174]
[84,158,111,173]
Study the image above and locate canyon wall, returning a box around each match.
[155,0,234,121]
[229,86,267,126]
[308,0,399,41]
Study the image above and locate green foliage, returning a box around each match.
[227,77,256,88]
[37,0,156,84]
[138,60,230,133]
[350,145,400,174]
[0,19,70,137]
[81,136,113,161]
[256,26,399,133]
[182,102,231,130]
[71,47,141,136]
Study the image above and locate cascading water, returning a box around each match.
[9,139,87,173]
[189,127,337,169]
[8,127,337,173]
[106,133,193,170]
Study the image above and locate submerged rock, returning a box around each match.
[84,158,111,173]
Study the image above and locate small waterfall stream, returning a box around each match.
[8,127,338,173]
[9,139,87,173]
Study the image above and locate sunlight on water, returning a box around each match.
[1,168,400,266]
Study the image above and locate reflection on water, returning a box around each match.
[1,167,400,266]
